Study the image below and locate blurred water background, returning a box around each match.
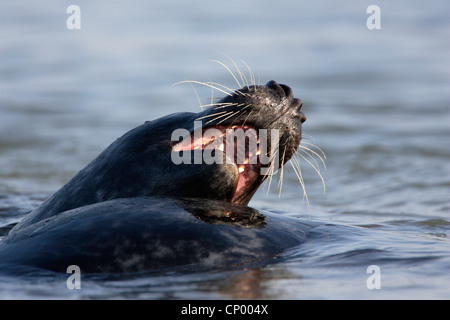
[0,0,449,299]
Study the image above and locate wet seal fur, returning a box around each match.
[1,197,316,273]
[0,80,314,274]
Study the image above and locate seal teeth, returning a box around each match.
[218,143,224,151]
[238,166,245,173]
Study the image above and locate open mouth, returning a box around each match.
[172,124,266,205]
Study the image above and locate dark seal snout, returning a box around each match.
[266,80,306,123]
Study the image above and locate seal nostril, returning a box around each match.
[293,98,302,109]
[300,112,306,123]
[299,102,306,123]
[266,80,295,100]
[266,80,286,98]
[279,84,293,99]
[291,98,306,123]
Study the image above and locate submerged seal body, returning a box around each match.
[1,80,309,274]
[1,197,315,274]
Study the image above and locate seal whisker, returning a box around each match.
[215,109,244,125]
[295,149,326,194]
[195,111,229,121]
[240,59,256,88]
[298,145,327,171]
[195,101,239,112]
[297,148,324,181]
[204,81,247,96]
[240,108,254,127]
[238,69,250,89]
[225,105,250,126]
[189,83,204,110]
[209,59,243,88]
[199,102,235,108]
[190,102,236,110]
[301,140,327,161]
[210,84,215,108]
[225,105,256,127]
[301,133,317,140]
[289,154,311,212]
[262,140,281,194]
[173,80,233,97]
[300,143,327,162]
[203,111,236,125]
[213,102,244,110]
[278,146,287,197]
[222,54,250,89]
[262,161,275,195]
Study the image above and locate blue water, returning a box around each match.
[0,0,449,299]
